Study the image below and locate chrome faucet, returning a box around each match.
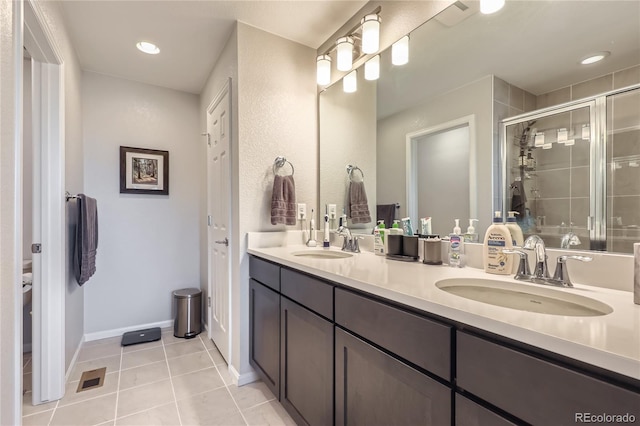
[505,234,592,287]
[560,231,581,249]
[336,225,360,253]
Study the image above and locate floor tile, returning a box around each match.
[22,410,54,426]
[167,351,213,377]
[228,381,276,411]
[24,358,32,374]
[243,400,296,426]
[22,393,58,417]
[121,347,164,370]
[118,361,169,390]
[200,335,216,351]
[122,339,162,354]
[116,402,180,426]
[23,373,32,393]
[215,364,236,386]
[82,336,121,348]
[23,352,32,367]
[164,339,206,359]
[172,367,225,400]
[68,356,121,382]
[207,347,227,366]
[177,387,245,426]
[77,341,122,362]
[116,378,174,418]
[162,333,187,346]
[59,372,118,407]
[49,393,117,426]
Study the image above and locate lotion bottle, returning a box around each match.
[374,220,386,256]
[483,211,514,275]
[506,211,524,246]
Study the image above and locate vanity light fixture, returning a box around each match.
[343,70,358,93]
[392,36,410,66]
[361,14,381,54]
[364,55,380,81]
[136,41,160,55]
[480,0,505,14]
[580,51,610,65]
[317,55,332,85]
[336,36,355,71]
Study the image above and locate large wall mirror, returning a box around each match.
[319,0,640,253]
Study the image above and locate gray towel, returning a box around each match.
[376,204,396,229]
[271,175,297,225]
[347,181,371,224]
[74,194,98,286]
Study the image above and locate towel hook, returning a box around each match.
[347,165,364,182]
[273,156,294,176]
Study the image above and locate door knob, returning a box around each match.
[214,238,229,246]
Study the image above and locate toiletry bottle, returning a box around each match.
[463,219,478,243]
[506,211,524,246]
[483,211,514,275]
[401,217,414,236]
[449,219,464,268]
[420,217,432,235]
[390,220,403,235]
[374,220,386,256]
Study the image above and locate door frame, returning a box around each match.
[22,0,66,407]
[206,78,232,363]
[405,115,477,226]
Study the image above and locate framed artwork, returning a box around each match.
[119,146,169,195]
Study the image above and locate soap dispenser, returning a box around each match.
[463,219,478,243]
[449,219,463,268]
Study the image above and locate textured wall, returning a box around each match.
[377,76,493,235]
[234,22,317,378]
[82,72,201,334]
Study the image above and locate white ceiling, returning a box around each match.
[60,0,367,94]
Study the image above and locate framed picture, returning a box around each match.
[119,146,169,195]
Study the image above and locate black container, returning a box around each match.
[402,236,419,258]
[387,234,403,255]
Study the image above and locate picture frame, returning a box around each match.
[119,146,169,195]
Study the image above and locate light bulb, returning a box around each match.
[364,55,380,81]
[392,36,409,66]
[361,14,381,54]
[336,37,354,72]
[480,0,505,14]
[316,55,331,86]
[343,70,357,93]
[136,41,160,55]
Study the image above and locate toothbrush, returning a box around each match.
[323,205,330,248]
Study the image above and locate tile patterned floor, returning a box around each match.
[22,328,294,426]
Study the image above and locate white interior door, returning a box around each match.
[207,80,232,363]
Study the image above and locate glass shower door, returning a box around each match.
[606,87,640,252]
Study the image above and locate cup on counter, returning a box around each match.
[422,235,442,265]
[387,235,403,256]
[402,236,419,258]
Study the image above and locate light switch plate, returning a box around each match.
[297,203,307,220]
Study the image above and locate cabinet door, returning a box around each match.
[280,297,333,426]
[335,328,451,426]
[249,279,280,399]
[455,393,516,426]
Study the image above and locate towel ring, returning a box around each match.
[347,165,364,182]
[273,156,294,176]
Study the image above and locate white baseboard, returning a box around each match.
[65,336,84,382]
[229,364,260,387]
[84,320,174,342]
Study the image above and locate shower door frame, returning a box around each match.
[500,83,640,251]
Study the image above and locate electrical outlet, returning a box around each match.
[297,203,307,220]
[328,204,337,219]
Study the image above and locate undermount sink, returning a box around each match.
[291,249,354,259]
[436,278,613,317]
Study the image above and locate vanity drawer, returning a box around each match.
[455,393,516,426]
[335,288,451,381]
[249,256,280,291]
[281,268,334,320]
[457,331,640,425]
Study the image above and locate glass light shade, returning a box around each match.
[343,70,357,93]
[336,36,354,71]
[136,41,160,55]
[361,14,381,54]
[392,36,409,66]
[364,55,380,81]
[580,51,610,65]
[316,55,331,85]
[480,0,505,14]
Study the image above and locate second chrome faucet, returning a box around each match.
[504,235,592,287]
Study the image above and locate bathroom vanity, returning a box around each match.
[248,243,640,425]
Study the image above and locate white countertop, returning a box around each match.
[247,243,640,381]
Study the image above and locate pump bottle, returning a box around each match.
[482,211,514,275]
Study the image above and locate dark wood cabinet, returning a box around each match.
[455,393,516,426]
[280,297,334,426]
[457,331,640,425]
[335,327,451,426]
[249,279,280,399]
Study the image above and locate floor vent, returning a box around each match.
[76,367,106,393]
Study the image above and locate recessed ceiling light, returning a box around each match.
[580,51,610,65]
[136,41,160,55]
